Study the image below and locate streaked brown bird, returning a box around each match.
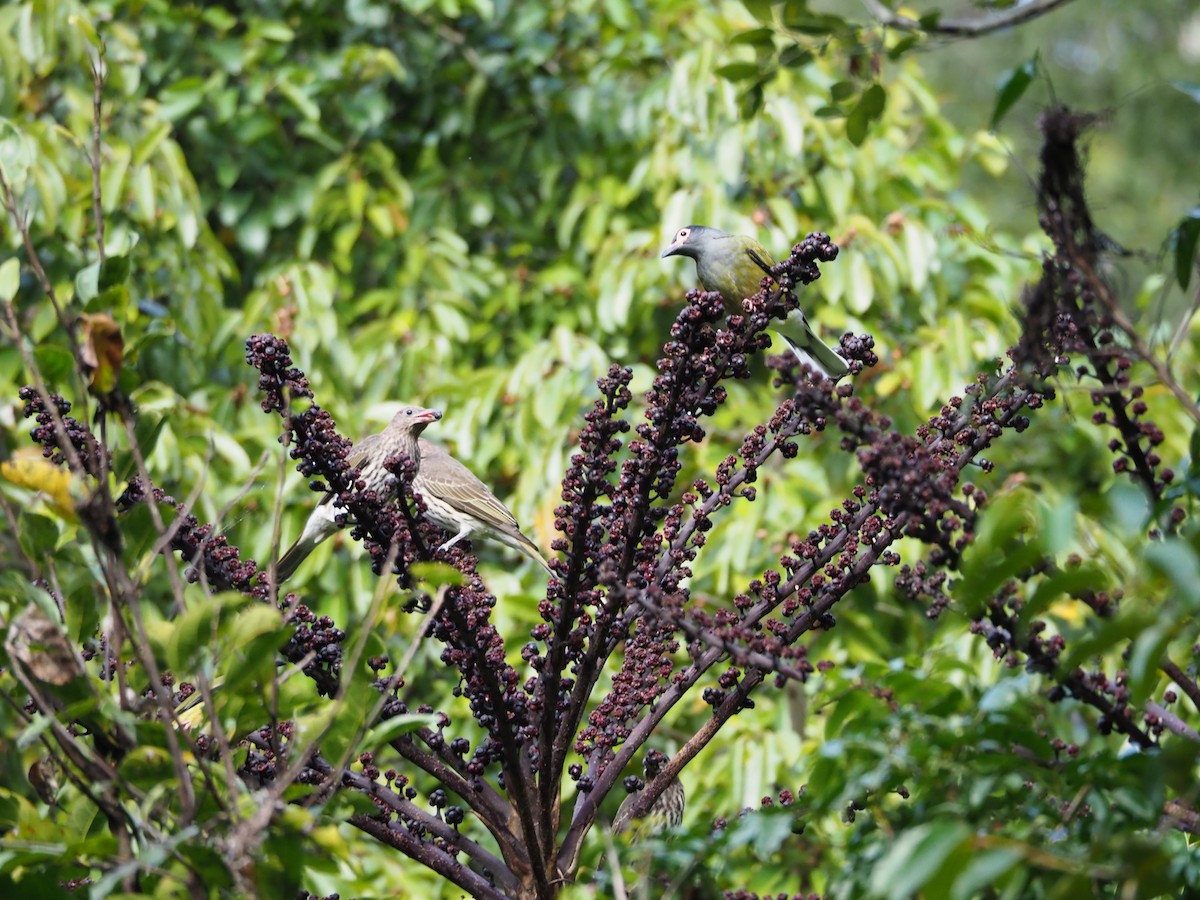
[274,404,442,583]
[414,439,552,574]
[613,751,685,841]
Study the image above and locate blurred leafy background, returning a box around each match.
[2,0,1199,896]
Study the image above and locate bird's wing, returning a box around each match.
[613,792,637,835]
[347,432,381,469]
[315,432,382,509]
[418,460,521,532]
[778,316,849,378]
[744,244,776,279]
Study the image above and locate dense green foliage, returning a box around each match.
[2,0,1199,897]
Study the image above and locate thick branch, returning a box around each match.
[349,814,508,900]
[336,769,518,893]
[392,731,527,874]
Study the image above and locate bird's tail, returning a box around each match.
[502,528,553,575]
[778,317,849,379]
[275,534,318,583]
[274,504,340,583]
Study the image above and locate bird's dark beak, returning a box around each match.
[660,244,680,259]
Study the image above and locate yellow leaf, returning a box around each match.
[0,450,79,520]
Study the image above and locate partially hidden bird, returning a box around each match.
[613,751,686,841]
[413,439,552,574]
[274,404,442,583]
[661,225,849,378]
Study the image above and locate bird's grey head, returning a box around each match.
[660,225,726,260]
[391,405,443,432]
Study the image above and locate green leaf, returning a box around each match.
[119,412,167,482]
[97,254,130,291]
[1126,620,1173,704]
[0,258,19,301]
[32,344,75,384]
[956,490,1045,616]
[0,570,45,612]
[845,249,874,313]
[253,20,296,42]
[858,83,886,117]
[1039,492,1077,556]
[1060,607,1157,674]
[364,713,437,749]
[823,689,871,736]
[715,63,762,82]
[229,604,287,653]
[991,53,1038,130]
[0,787,32,832]
[0,121,36,187]
[830,81,855,102]
[869,821,971,899]
[783,12,848,34]
[321,788,383,821]
[846,83,886,146]
[201,7,238,31]
[778,45,813,69]
[739,80,767,119]
[743,0,777,23]
[951,847,1023,899]
[120,499,174,566]
[1021,561,1109,625]
[409,561,465,587]
[118,744,177,788]
[1107,482,1151,534]
[131,122,172,167]
[74,260,100,304]
[69,13,103,51]
[86,284,130,317]
[222,606,290,694]
[1172,207,1200,290]
[158,77,209,121]
[731,28,776,47]
[888,34,922,59]
[276,79,320,122]
[1143,539,1200,611]
[1190,422,1200,478]
[301,671,376,763]
[16,511,57,559]
[165,595,227,673]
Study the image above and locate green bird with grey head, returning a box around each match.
[661,225,849,378]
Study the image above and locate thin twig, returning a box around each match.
[1077,256,1200,425]
[1167,279,1200,363]
[1162,658,1200,713]
[861,0,1076,36]
[1146,701,1200,744]
[90,52,107,266]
